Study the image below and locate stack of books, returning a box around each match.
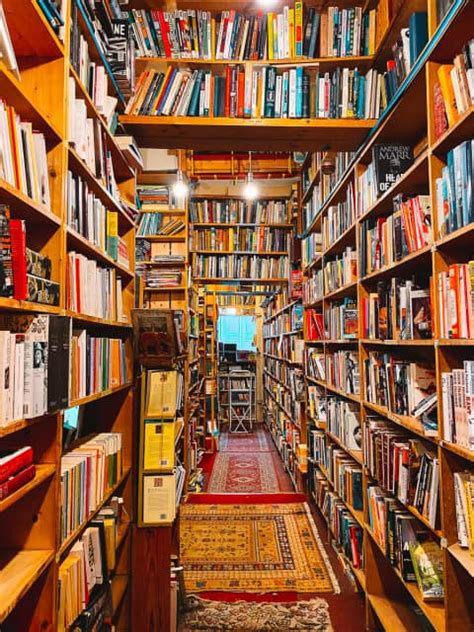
[0,446,36,501]
[190,198,289,223]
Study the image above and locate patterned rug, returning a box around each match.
[219,430,272,452]
[180,503,339,593]
[178,595,333,631]
[207,453,280,493]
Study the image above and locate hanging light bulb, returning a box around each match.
[172,169,188,201]
[243,151,258,200]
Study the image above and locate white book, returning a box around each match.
[178,70,198,116]
[239,19,249,61]
[451,66,464,114]
[223,13,234,59]
[0,331,11,425]
[465,360,474,449]
[260,67,267,118]
[428,458,439,526]
[0,101,14,186]
[215,11,226,60]
[289,68,297,117]
[277,13,283,60]
[13,334,24,421]
[467,68,474,102]
[453,472,470,547]
[364,69,373,119]
[341,67,349,118]
[244,64,252,116]
[251,70,259,118]
[275,75,283,118]
[162,72,183,116]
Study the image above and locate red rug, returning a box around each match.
[207,452,280,493]
[219,429,272,452]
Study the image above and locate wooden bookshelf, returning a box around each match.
[0,2,136,629]
[298,2,474,630]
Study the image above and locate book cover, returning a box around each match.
[372,144,414,197]
[0,205,14,297]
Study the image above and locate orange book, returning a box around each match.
[130,70,154,115]
[151,67,174,115]
[237,67,245,117]
[319,13,328,57]
[448,264,460,338]
[437,64,458,126]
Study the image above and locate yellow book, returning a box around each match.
[465,478,474,556]
[256,71,263,117]
[295,1,303,57]
[288,8,295,59]
[211,17,216,60]
[103,517,117,571]
[267,13,274,60]
[107,210,118,259]
[229,227,234,251]
[437,64,458,126]
[143,419,176,470]
[145,369,180,418]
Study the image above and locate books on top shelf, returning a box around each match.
[435,140,474,239]
[0,100,51,207]
[0,445,35,501]
[137,212,185,237]
[0,314,71,424]
[441,362,474,449]
[359,194,433,277]
[193,253,289,279]
[69,330,128,402]
[60,432,123,543]
[322,183,356,249]
[190,198,290,224]
[367,484,444,599]
[67,251,126,321]
[361,278,433,341]
[453,471,474,553]
[357,144,414,215]
[127,64,382,120]
[191,226,288,252]
[434,39,474,134]
[0,206,60,304]
[128,4,376,61]
[438,263,474,340]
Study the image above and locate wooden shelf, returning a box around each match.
[430,104,474,156]
[448,543,474,577]
[0,179,61,227]
[0,297,61,315]
[362,400,438,444]
[0,549,55,624]
[58,467,132,558]
[3,0,64,58]
[192,250,288,256]
[69,382,133,408]
[111,575,129,616]
[119,115,376,152]
[263,299,300,324]
[326,430,363,465]
[323,223,356,257]
[66,310,132,329]
[0,416,50,439]
[138,234,186,242]
[66,228,134,280]
[360,338,435,346]
[323,280,358,302]
[360,244,433,283]
[0,464,55,514]
[191,222,294,228]
[195,278,288,284]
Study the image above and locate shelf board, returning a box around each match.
[0,179,61,227]
[323,280,358,302]
[0,297,61,315]
[435,222,474,251]
[367,593,431,631]
[362,400,438,445]
[263,299,300,324]
[191,222,294,228]
[0,464,55,514]
[192,250,288,256]
[138,234,186,242]
[448,543,474,577]
[440,440,474,463]
[323,223,356,257]
[58,466,131,558]
[143,286,186,292]
[3,0,64,58]
[111,575,129,616]
[119,115,376,152]
[66,310,132,329]
[66,228,134,280]
[69,382,133,408]
[430,104,474,156]
[264,329,303,339]
[195,278,288,284]
[326,430,363,465]
[0,549,55,623]
[0,415,50,439]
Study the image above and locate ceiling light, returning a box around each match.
[172,170,188,200]
[243,152,258,200]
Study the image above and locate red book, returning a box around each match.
[156,11,172,58]
[0,446,34,484]
[224,66,232,117]
[9,218,27,300]
[237,68,245,118]
[0,463,35,500]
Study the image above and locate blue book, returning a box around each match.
[187,70,204,116]
[468,141,474,224]
[307,13,320,59]
[446,150,457,231]
[409,12,428,67]
[295,67,303,118]
[357,75,365,118]
[36,0,60,30]
[282,73,289,118]
[460,141,471,227]
[156,68,177,116]
[213,76,221,117]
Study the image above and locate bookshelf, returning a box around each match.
[297,0,474,630]
[0,1,136,630]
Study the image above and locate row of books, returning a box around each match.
[0,446,35,501]
[0,314,70,425]
[323,247,357,294]
[0,206,60,305]
[365,418,440,528]
[36,0,65,34]
[263,302,303,337]
[0,99,51,207]
[453,471,474,552]
[329,446,363,512]
[144,267,183,289]
[434,39,474,138]
[322,483,363,570]
[364,352,437,422]
[67,171,129,268]
[322,183,356,249]
[264,379,300,422]
[361,278,433,341]
[325,298,358,340]
[435,140,474,238]
[359,194,433,277]
[327,398,362,452]
[76,0,134,99]
[69,9,118,126]
[326,350,360,395]
[137,184,176,209]
[67,252,126,322]
[129,5,376,61]
[127,65,381,120]
[441,362,474,449]
[303,267,324,304]
[137,212,185,237]
[264,336,304,365]
[60,433,123,543]
[305,348,326,382]
[307,384,326,422]
[193,254,289,279]
[189,198,290,224]
[68,78,119,200]
[301,232,322,269]
[191,227,289,252]
[367,485,444,600]
[70,331,128,402]
[357,144,414,216]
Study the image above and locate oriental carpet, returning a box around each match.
[206,452,280,493]
[180,502,338,594]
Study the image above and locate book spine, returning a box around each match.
[0,463,36,500]
[0,446,34,484]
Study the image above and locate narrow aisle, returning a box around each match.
[179,426,366,631]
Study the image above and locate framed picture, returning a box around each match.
[132,309,177,368]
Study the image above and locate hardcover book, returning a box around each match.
[372,144,414,196]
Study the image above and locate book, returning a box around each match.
[371,144,414,197]
[143,420,176,471]
[142,473,176,524]
[0,446,34,483]
[0,205,13,297]
[0,463,36,500]
[409,539,444,601]
[145,370,183,418]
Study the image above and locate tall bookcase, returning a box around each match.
[0,1,136,629]
[299,1,474,630]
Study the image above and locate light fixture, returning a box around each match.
[243,151,259,200]
[172,169,188,200]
